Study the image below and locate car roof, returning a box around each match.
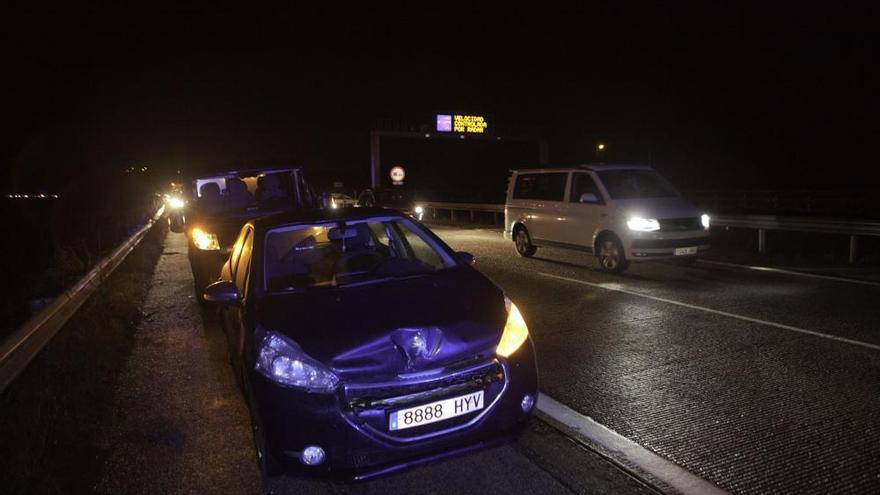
[251,207,407,231]
[189,167,302,181]
[512,163,653,174]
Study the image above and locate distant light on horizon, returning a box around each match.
[6,192,60,200]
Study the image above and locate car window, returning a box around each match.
[513,173,567,201]
[235,230,254,293]
[597,170,679,200]
[263,216,456,293]
[570,173,603,204]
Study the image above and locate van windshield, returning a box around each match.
[597,170,679,200]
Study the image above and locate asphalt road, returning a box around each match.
[433,225,880,494]
[94,231,653,495]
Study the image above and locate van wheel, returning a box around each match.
[597,235,630,273]
[513,227,537,257]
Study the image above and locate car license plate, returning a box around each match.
[674,246,698,256]
[389,390,484,431]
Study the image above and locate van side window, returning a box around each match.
[513,173,567,201]
[570,173,603,204]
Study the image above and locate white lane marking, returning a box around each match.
[537,272,880,352]
[536,393,728,495]
[698,259,880,288]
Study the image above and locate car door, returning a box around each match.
[559,172,608,249]
[511,172,569,242]
[226,227,254,377]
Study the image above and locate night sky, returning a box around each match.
[3,4,877,196]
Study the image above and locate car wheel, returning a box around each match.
[249,392,283,486]
[192,275,209,305]
[597,235,630,273]
[514,227,537,257]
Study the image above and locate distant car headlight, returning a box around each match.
[414,205,424,220]
[497,297,529,358]
[256,330,339,392]
[330,200,338,209]
[701,214,710,229]
[167,196,185,209]
[627,217,661,232]
[191,227,220,251]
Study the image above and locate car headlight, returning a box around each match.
[191,227,220,250]
[255,330,339,392]
[497,297,529,358]
[330,200,338,209]
[414,205,424,214]
[701,214,710,229]
[627,216,660,232]
[167,196,185,209]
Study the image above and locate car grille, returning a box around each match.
[341,359,505,440]
[659,217,703,231]
[632,237,710,249]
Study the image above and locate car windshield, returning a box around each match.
[264,216,456,292]
[597,170,680,200]
[192,171,299,216]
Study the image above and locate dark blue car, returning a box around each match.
[204,207,538,481]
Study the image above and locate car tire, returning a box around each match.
[596,235,630,273]
[249,391,283,486]
[192,275,209,305]
[513,227,537,257]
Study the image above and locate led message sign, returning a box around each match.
[436,114,488,134]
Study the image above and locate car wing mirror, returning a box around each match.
[456,251,475,265]
[203,280,241,305]
[579,192,599,203]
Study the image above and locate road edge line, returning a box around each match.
[536,393,728,495]
[698,259,880,287]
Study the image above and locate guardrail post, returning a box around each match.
[850,235,858,264]
[757,228,766,254]
[450,209,455,223]
[469,210,475,223]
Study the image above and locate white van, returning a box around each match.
[504,164,710,273]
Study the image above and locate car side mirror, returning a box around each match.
[456,251,475,265]
[169,213,186,233]
[203,280,241,305]
[579,192,600,204]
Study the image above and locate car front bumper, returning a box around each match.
[248,339,539,479]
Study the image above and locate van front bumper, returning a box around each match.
[626,230,710,260]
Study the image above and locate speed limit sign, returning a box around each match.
[390,166,406,185]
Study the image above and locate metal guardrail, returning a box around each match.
[420,202,880,263]
[0,206,165,393]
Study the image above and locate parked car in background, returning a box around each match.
[356,188,424,220]
[504,164,710,273]
[204,207,538,481]
[329,192,357,209]
[179,167,315,300]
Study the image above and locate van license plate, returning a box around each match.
[674,246,698,256]
[389,390,484,431]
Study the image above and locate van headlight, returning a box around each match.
[497,297,529,358]
[627,217,661,232]
[255,330,339,392]
[191,227,220,250]
[701,214,710,229]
